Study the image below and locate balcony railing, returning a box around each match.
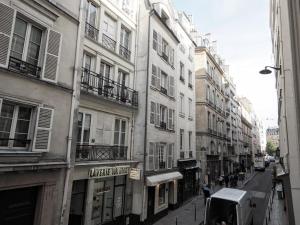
[0,138,31,148]
[162,52,169,62]
[85,22,99,41]
[81,68,138,107]
[119,45,131,61]
[102,33,116,51]
[160,121,167,130]
[76,145,127,161]
[160,86,168,95]
[8,57,41,77]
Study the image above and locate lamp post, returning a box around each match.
[259,65,281,74]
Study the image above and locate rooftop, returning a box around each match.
[211,188,247,202]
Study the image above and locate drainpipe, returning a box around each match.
[60,0,84,224]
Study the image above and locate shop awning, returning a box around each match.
[146,172,183,186]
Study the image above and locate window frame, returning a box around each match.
[77,112,92,145]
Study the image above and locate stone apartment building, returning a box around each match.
[194,37,227,185]
[266,127,279,148]
[0,0,80,224]
[66,1,140,225]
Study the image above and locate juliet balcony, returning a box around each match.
[81,68,138,107]
[76,145,128,161]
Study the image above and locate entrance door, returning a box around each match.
[69,180,87,225]
[147,187,155,221]
[0,186,38,225]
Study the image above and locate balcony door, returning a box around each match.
[117,71,129,102]
[99,62,113,95]
[77,112,91,145]
[113,119,127,158]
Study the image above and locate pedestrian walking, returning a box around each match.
[229,173,234,187]
[202,185,211,205]
[224,174,229,187]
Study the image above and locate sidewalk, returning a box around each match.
[153,170,255,225]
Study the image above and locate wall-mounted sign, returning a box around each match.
[89,166,130,179]
[129,168,141,180]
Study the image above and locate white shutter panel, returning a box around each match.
[42,30,62,82]
[33,107,54,152]
[169,76,174,97]
[151,64,157,87]
[149,142,154,170]
[150,101,155,124]
[155,103,160,127]
[157,33,162,55]
[156,67,161,89]
[0,3,15,68]
[154,143,159,170]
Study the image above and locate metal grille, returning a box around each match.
[102,34,116,51]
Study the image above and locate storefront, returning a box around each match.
[206,155,221,184]
[69,164,135,225]
[145,172,182,223]
[177,159,199,205]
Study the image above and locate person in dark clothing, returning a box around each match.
[234,173,238,187]
[202,185,211,205]
[229,174,234,187]
[224,174,229,187]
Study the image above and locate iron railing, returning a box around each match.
[102,33,116,51]
[160,86,167,95]
[0,138,31,148]
[8,57,41,77]
[160,121,167,130]
[162,52,169,62]
[76,145,128,161]
[159,161,166,169]
[119,45,131,61]
[85,22,99,41]
[81,68,138,107]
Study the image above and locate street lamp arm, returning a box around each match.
[259,65,281,74]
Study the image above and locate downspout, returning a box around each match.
[60,0,84,224]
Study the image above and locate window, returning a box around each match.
[180,62,185,82]
[0,101,32,148]
[160,70,168,94]
[114,119,126,146]
[162,39,169,61]
[188,131,192,150]
[11,17,43,66]
[180,129,184,150]
[150,102,155,124]
[206,85,210,101]
[153,30,158,50]
[168,109,175,130]
[188,98,192,118]
[188,70,193,88]
[169,76,175,97]
[86,0,97,26]
[100,62,113,79]
[83,53,95,71]
[212,114,216,131]
[159,144,166,169]
[148,142,155,170]
[180,94,184,115]
[158,183,166,205]
[208,111,211,129]
[77,112,91,144]
[103,14,117,39]
[160,105,167,129]
[167,143,173,169]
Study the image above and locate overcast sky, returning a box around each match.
[173,0,278,128]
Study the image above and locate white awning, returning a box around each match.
[146,172,183,186]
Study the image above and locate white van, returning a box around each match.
[202,188,256,225]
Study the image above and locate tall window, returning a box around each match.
[180,129,184,150]
[162,39,169,61]
[180,62,185,81]
[188,131,192,150]
[180,94,184,115]
[158,183,166,205]
[188,98,192,118]
[159,144,166,169]
[212,114,216,131]
[86,0,97,26]
[77,112,91,144]
[153,30,158,51]
[208,111,211,129]
[0,101,32,148]
[120,26,130,49]
[160,105,167,129]
[100,62,112,79]
[160,71,168,92]
[11,17,43,66]
[114,119,126,146]
[188,70,192,87]
[103,14,117,39]
[206,85,210,101]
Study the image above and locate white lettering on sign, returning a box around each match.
[89,166,130,179]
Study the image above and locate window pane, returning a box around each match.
[1,103,14,118]
[15,120,30,133]
[30,26,42,44]
[18,106,32,120]
[0,132,9,146]
[89,4,97,26]
[14,18,27,37]
[121,120,126,132]
[11,36,25,59]
[0,118,13,132]
[83,114,91,144]
[77,113,83,143]
[13,133,28,147]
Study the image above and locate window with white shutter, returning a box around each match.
[42,29,62,82]
[155,103,160,127]
[151,64,157,87]
[0,2,15,68]
[168,109,174,130]
[167,143,173,169]
[154,143,159,170]
[33,106,54,152]
[153,30,157,51]
[169,76,175,97]
[148,142,154,170]
[170,48,174,67]
[150,102,155,124]
[156,67,161,89]
[157,33,162,55]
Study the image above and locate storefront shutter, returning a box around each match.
[150,101,155,124]
[0,2,15,68]
[42,29,62,82]
[154,143,159,170]
[156,67,161,89]
[33,106,54,152]
[149,142,154,170]
[151,64,157,87]
[157,33,162,55]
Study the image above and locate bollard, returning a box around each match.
[194,204,197,221]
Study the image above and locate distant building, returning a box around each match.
[266,127,279,148]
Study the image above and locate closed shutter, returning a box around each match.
[151,64,157,87]
[169,76,174,97]
[0,3,15,68]
[157,32,162,55]
[172,110,175,129]
[167,144,173,169]
[42,29,62,82]
[148,142,154,170]
[154,143,159,170]
[153,30,157,51]
[150,101,155,124]
[170,48,174,67]
[156,67,161,89]
[168,108,173,130]
[33,106,54,152]
[155,103,160,127]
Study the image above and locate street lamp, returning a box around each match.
[259,66,281,74]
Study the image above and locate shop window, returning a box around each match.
[158,183,166,205]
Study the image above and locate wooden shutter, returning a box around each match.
[154,143,159,170]
[0,3,15,68]
[168,109,172,130]
[33,106,54,152]
[149,142,154,170]
[169,76,174,97]
[150,102,155,124]
[156,67,161,89]
[170,48,174,67]
[42,29,62,82]
[157,33,162,55]
[153,30,157,51]
[167,144,173,169]
[151,64,157,87]
[155,103,160,127]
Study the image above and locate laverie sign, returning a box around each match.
[89,166,130,179]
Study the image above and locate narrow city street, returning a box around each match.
[241,167,273,225]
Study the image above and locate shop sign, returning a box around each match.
[89,166,130,179]
[129,168,141,180]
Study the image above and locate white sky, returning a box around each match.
[173,0,278,128]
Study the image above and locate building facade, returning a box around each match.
[195,37,227,185]
[0,0,80,224]
[266,127,279,148]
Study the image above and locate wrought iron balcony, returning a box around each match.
[81,68,138,107]
[160,121,167,130]
[119,45,131,61]
[8,57,41,77]
[160,86,168,95]
[102,33,116,51]
[76,145,128,161]
[85,22,99,41]
[162,52,169,62]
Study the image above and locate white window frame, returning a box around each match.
[180,93,184,115]
[114,118,127,146]
[180,129,184,150]
[86,0,97,26]
[77,112,92,145]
